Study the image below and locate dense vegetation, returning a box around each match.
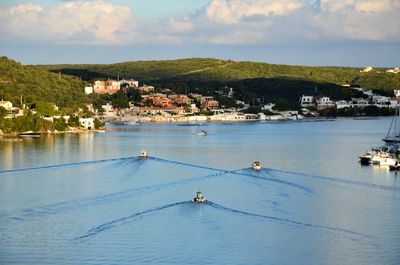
[0,56,87,108]
[39,58,400,91]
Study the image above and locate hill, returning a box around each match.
[0,57,87,107]
[37,58,400,109]
[38,58,400,92]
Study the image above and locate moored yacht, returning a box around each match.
[370,151,396,166]
[358,152,374,165]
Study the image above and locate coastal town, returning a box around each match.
[78,75,400,123]
[2,72,400,133]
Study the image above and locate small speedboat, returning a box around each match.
[193,191,206,203]
[197,130,207,136]
[252,161,262,170]
[139,150,148,158]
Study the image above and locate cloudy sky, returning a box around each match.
[0,0,399,66]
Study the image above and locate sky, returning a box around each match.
[0,0,399,66]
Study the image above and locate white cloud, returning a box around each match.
[0,0,399,45]
[0,0,135,44]
[354,0,393,12]
[205,0,302,24]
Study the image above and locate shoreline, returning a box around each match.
[0,128,106,138]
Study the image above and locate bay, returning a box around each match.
[0,118,399,265]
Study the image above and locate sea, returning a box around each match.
[0,118,399,265]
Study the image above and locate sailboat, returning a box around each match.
[383,107,400,144]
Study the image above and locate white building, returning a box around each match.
[372,95,390,103]
[79,118,94,130]
[84,86,93,94]
[300,95,314,107]
[0,100,13,110]
[336,100,350,109]
[390,99,399,108]
[120,79,139,87]
[317,97,333,107]
[261,103,275,112]
[352,98,370,108]
[386,68,400,74]
[361,66,373,73]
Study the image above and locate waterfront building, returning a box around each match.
[372,96,390,107]
[79,118,94,130]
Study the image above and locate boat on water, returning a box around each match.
[17,132,41,138]
[193,191,206,203]
[389,160,400,171]
[252,161,262,170]
[383,107,400,144]
[139,150,148,158]
[370,151,396,166]
[197,130,207,136]
[359,152,374,165]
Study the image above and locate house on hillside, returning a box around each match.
[84,86,93,94]
[336,100,350,109]
[317,97,334,109]
[300,95,314,107]
[0,100,13,110]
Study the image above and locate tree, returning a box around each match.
[127,87,142,102]
[35,101,57,117]
[112,98,129,110]
[0,106,6,118]
[273,99,291,111]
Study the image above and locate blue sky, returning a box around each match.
[0,0,211,19]
[0,0,399,66]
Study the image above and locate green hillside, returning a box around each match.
[38,58,400,92]
[0,57,87,107]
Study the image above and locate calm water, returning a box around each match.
[0,118,399,265]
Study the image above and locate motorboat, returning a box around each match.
[139,150,148,158]
[17,132,41,138]
[358,152,374,165]
[389,160,400,171]
[193,191,206,203]
[197,130,207,136]
[252,161,262,170]
[370,151,396,166]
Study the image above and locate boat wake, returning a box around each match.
[75,200,372,242]
[269,168,400,193]
[12,170,229,220]
[75,201,191,240]
[0,156,137,174]
[231,169,313,194]
[205,201,371,240]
